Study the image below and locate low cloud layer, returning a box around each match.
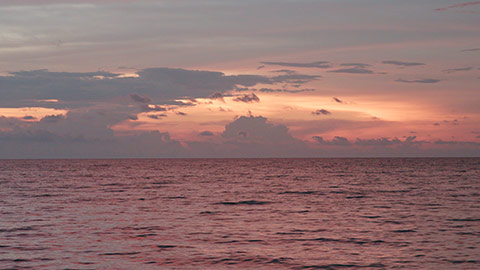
[382,60,425,67]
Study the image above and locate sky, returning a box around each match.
[0,0,479,158]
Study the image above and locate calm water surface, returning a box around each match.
[0,158,479,269]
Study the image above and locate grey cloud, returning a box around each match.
[477,135,480,139]
[333,97,343,103]
[0,68,271,108]
[443,67,473,73]
[147,114,166,119]
[328,68,374,74]
[340,63,371,68]
[258,88,314,93]
[434,140,480,146]
[270,69,297,74]
[382,60,425,67]
[312,109,331,115]
[313,136,351,146]
[198,131,214,136]
[270,74,321,84]
[210,92,225,102]
[176,111,187,116]
[261,61,331,68]
[395,78,441,84]
[22,116,36,120]
[233,93,260,103]
[355,136,421,146]
[461,48,480,52]
[129,93,152,103]
[40,114,65,123]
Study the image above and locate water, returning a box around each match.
[0,158,479,269]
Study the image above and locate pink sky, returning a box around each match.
[0,0,479,157]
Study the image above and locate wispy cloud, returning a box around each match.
[333,97,343,104]
[339,63,371,68]
[443,67,473,73]
[261,61,331,68]
[328,67,374,74]
[434,1,480,11]
[382,60,425,67]
[395,78,441,84]
[461,48,480,52]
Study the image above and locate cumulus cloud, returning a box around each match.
[312,109,331,115]
[382,60,425,67]
[395,78,442,84]
[313,136,351,146]
[328,67,374,74]
[260,61,331,68]
[233,93,260,103]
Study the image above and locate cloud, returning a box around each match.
[21,116,36,120]
[328,68,374,74]
[176,111,187,116]
[270,74,321,84]
[340,63,371,68]
[434,1,480,11]
[147,114,166,119]
[382,60,425,67]
[313,136,351,146]
[434,140,480,146]
[0,68,271,108]
[461,48,480,52]
[312,109,331,115]
[443,67,473,73]
[395,78,441,84]
[198,131,214,136]
[129,93,152,103]
[333,97,343,104]
[260,61,331,68]
[258,88,315,93]
[233,93,260,103]
[210,92,225,102]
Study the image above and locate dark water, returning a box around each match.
[0,158,479,269]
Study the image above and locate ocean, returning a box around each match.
[0,158,479,269]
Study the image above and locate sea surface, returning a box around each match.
[0,158,479,269]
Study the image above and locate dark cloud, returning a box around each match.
[461,48,480,52]
[355,136,421,146]
[233,93,260,103]
[270,69,297,74]
[260,61,331,68]
[147,114,167,119]
[328,68,374,74]
[340,63,371,68]
[129,93,152,103]
[312,109,331,115]
[40,114,65,123]
[176,111,187,116]
[395,78,441,84]
[270,74,321,84]
[433,122,440,126]
[258,88,314,93]
[443,67,473,73]
[198,131,214,136]
[434,1,480,11]
[0,68,271,108]
[210,92,225,102]
[22,116,36,120]
[382,60,425,67]
[313,136,351,146]
[476,135,480,139]
[434,140,480,146]
[333,97,343,103]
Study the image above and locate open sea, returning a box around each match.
[0,158,479,269]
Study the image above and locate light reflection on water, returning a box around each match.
[0,158,479,269]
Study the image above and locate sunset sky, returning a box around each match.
[0,0,479,157]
